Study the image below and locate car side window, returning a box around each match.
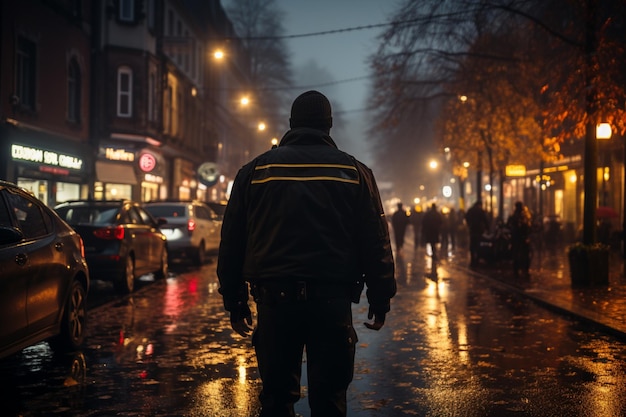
[196,205,212,220]
[127,206,142,225]
[194,205,205,220]
[136,207,154,225]
[0,190,13,228]
[5,190,50,238]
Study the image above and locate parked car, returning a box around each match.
[144,200,221,265]
[0,180,90,359]
[206,201,227,221]
[54,200,168,294]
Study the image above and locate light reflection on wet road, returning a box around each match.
[2,250,626,416]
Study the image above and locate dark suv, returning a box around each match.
[54,200,168,293]
[0,180,90,359]
[144,200,221,265]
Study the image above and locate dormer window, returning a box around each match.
[119,0,135,22]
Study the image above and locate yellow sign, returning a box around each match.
[506,164,526,177]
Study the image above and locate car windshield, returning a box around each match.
[145,206,186,218]
[56,206,120,225]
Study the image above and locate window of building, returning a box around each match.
[167,10,174,35]
[146,0,155,31]
[119,0,135,22]
[148,71,156,122]
[71,0,82,19]
[67,58,81,123]
[16,35,37,111]
[163,84,172,133]
[117,66,132,117]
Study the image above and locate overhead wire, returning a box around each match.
[223,17,423,113]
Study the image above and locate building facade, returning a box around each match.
[0,0,93,206]
[1,0,251,205]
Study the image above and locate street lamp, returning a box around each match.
[596,123,612,207]
[213,49,225,60]
[596,123,612,140]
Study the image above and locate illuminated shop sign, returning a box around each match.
[11,144,83,170]
[104,147,135,161]
[139,153,156,172]
[144,173,163,183]
[505,164,526,177]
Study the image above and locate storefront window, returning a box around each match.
[56,182,80,203]
[141,181,159,202]
[179,186,190,200]
[17,178,48,205]
[105,183,132,200]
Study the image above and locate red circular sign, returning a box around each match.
[139,153,156,172]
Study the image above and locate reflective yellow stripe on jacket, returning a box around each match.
[251,163,359,184]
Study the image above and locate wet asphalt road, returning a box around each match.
[2,249,626,417]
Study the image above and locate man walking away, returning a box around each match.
[410,206,424,251]
[507,201,533,276]
[217,90,396,417]
[422,203,443,260]
[391,202,410,253]
[465,200,490,267]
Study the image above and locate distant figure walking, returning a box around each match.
[410,206,424,250]
[448,208,459,250]
[392,202,410,252]
[507,201,533,276]
[422,203,443,260]
[465,200,490,267]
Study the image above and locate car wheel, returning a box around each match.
[194,241,206,266]
[114,256,135,293]
[155,247,168,279]
[50,280,87,351]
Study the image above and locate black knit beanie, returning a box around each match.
[289,90,333,131]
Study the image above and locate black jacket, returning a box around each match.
[217,127,395,314]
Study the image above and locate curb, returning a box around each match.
[448,262,626,342]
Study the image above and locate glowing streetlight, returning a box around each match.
[596,123,612,140]
[258,122,266,131]
[213,49,225,60]
[429,159,438,170]
[240,96,250,107]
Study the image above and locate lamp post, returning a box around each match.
[596,123,612,207]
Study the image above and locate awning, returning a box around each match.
[96,161,138,185]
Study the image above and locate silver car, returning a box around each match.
[144,201,221,265]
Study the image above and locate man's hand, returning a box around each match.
[231,315,254,337]
[364,307,386,331]
[230,304,253,337]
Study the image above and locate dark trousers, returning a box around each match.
[512,239,531,273]
[253,286,357,417]
[469,233,481,265]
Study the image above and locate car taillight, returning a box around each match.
[188,219,196,233]
[94,226,125,240]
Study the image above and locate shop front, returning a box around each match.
[1,124,91,206]
[95,144,169,202]
[173,158,198,200]
[95,145,138,200]
[137,148,167,202]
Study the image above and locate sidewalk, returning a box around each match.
[448,245,626,340]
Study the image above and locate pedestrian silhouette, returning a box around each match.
[422,203,443,261]
[465,200,490,267]
[507,201,533,277]
[410,206,424,250]
[391,202,410,253]
[217,90,396,417]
